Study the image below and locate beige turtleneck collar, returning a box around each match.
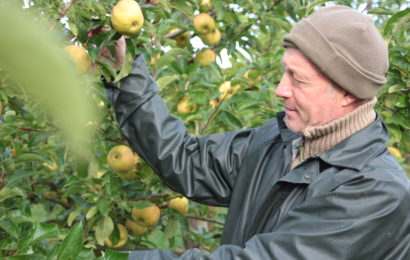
[291,97,377,169]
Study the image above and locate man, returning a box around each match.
[105,5,410,259]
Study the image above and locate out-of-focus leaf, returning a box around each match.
[146,229,170,249]
[67,209,83,227]
[171,0,194,20]
[97,198,112,217]
[157,75,179,89]
[0,219,19,239]
[15,153,46,163]
[95,216,114,246]
[368,8,394,15]
[0,187,24,202]
[18,223,60,250]
[102,249,129,260]
[0,1,97,155]
[86,206,99,220]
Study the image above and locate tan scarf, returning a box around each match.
[291,97,377,169]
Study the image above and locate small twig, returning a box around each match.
[163,29,187,39]
[58,0,79,17]
[43,194,72,209]
[17,127,45,132]
[0,173,8,191]
[186,214,224,226]
[33,181,58,191]
[144,1,159,5]
[50,0,79,31]
[199,98,226,135]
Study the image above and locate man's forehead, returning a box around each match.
[281,47,324,78]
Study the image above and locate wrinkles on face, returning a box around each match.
[276,48,347,133]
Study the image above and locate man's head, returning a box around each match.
[276,5,388,132]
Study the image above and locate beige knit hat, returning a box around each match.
[283,5,388,99]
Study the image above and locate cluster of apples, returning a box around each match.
[105,144,190,248]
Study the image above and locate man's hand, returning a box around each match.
[88,26,127,72]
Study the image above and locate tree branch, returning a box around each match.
[199,98,226,135]
[186,214,224,226]
[50,0,79,31]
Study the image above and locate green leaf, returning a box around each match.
[18,223,60,251]
[15,153,45,163]
[102,249,129,260]
[67,209,83,227]
[57,222,84,260]
[0,219,19,239]
[0,187,24,202]
[95,216,114,246]
[97,198,112,217]
[145,229,170,249]
[171,0,194,21]
[157,75,179,89]
[86,206,99,220]
[31,203,49,222]
[76,248,96,260]
[220,111,243,129]
[384,8,410,36]
[367,8,394,15]
[157,0,172,12]
[262,15,292,32]
[166,48,192,57]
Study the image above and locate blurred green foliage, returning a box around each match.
[0,0,408,258]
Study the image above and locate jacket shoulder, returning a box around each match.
[247,118,282,152]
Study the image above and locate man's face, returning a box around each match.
[275,48,347,133]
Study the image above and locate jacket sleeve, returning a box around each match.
[128,173,410,260]
[107,55,254,206]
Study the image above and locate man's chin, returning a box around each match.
[283,115,303,133]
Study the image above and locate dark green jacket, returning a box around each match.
[107,56,410,259]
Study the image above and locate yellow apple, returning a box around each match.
[104,223,128,248]
[177,96,196,114]
[243,71,262,87]
[201,28,221,46]
[169,29,190,48]
[131,204,161,227]
[169,197,189,215]
[218,81,240,100]
[64,45,91,74]
[388,146,402,159]
[125,219,148,236]
[107,145,137,172]
[193,13,215,35]
[150,53,161,66]
[199,0,212,12]
[194,49,216,67]
[111,0,144,35]
[209,99,218,109]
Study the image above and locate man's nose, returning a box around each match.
[275,74,292,98]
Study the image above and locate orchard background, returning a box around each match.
[0,0,408,259]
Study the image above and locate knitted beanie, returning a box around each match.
[283,5,388,99]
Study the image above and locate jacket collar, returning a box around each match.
[317,114,388,170]
[277,112,388,171]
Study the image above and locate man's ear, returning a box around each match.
[341,91,359,107]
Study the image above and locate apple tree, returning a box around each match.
[0,0,408,258]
